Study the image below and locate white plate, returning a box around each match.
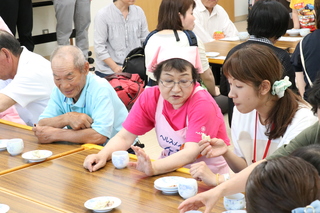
[154,185,178,194]
[154,176,185,191]
[0,204,10,212]
[222,210,247,213]
[84,196,121,212]
[206,52,220,58]
[0,140,8,151]
[22,150,52,162]
[286,29,301,36]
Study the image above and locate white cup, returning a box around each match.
[238,31,249,41]
[112,150,129,169]
[300,28,310,37]
[7,138,24,156]
[178,178,198,199]
[223,193,246,210]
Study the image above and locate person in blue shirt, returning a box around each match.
[32,45,128,145]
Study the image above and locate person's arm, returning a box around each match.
[178,160,265,213]
[32,125,107,144]
[200,68,219,97]
[38,112,93,129]
[0,93,17,113]
[83,128,138,172]
[295,72,306,97]
[292,9,300,29]
[103,57,122,73]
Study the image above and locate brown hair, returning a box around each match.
[156,0,195,31]
[315,0,320,29]
[223,44,306,140]
[246,156,320,213]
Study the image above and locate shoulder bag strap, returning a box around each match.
[300,37,313,87]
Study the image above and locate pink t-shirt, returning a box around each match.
[123,84,230,145]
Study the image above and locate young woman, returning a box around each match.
[188,43,317,187]
[83,46,230,176]
[145,0,228,113]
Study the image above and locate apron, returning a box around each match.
[155,86,229,174]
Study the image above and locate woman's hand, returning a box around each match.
[128,145,155,176]
[83,153,107,172]
[190,161,219,187]
[199,138,228,158]
[178,189,221,213]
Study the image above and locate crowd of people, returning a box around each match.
[1,0,320,212]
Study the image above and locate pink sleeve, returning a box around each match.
[123,87,160,135]
[185,91,230,145]
[0,106,26,125]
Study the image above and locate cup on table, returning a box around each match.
[178,178,198,199]
[7,138,24,156]
[223,193,246,210]
[300,28,310,37]
[112,150,129,169]
[238,32,249,41]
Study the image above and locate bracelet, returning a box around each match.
[223,173,230,181]
[216,173,220,185]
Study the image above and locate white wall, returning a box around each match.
[32,0,248,57]
[235,0,249,17]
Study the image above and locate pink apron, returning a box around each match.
[155,86,229,174]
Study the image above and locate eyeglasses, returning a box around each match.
[160,79,193,88]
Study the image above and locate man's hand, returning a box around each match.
[83,153,107,172]
[190,161,217,187]
[32,125,57,143]
[127,145,155,176]
[65,112,93,130]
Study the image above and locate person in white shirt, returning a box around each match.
[193,0,238,43]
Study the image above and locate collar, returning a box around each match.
[64,74,90,108]
[248,35,274,45]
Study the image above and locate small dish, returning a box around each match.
[0,139,8,151]
[154,176,185,194]
[205,52,220,58]
[0,204,10,213]
[286,29,301,36]
[222,210,247,213]
[84,196,121,212]
[185,210,202,213]
[22,150,52,162]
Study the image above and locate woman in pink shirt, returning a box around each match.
[83,46,230,176]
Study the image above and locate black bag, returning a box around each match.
[122,30,197,86]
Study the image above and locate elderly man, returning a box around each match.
[32,45,128,145]
[0,30,54,126]
[193,0,238,43]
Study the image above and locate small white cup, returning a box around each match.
[7,138,24,156]
[238,31,249,41]
[300,28,310,37]
[178,178,198,199]
[223,193,246,210]
[112,150,129,169]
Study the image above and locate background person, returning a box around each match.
[83,46,230,176]
[0,30,54,126]
[52,0,91,58]
[32,45,128,145]
[178,75,320,213]
[94,0,149,76]
[192,0,238,43]
[220,0,297,126]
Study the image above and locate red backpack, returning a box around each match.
[105,73,144,110]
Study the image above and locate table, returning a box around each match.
[205,37,301,65]
[0,120,83,174]
[0,147,226,212]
